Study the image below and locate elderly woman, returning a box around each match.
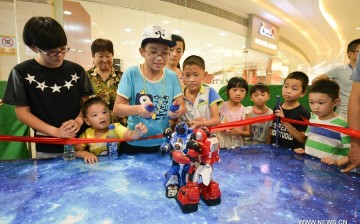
[87,38,123,123]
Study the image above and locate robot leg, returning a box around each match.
[180,164,190,187]
[199,180,221,206]
[164,163,180,198]
[175,181,200,213]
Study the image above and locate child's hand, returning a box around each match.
[77,151,98,164]
[57,126,77,138]
[274,106,285,118]
[294,148,305,154]
[321,157,336,166]
[168,106,182,119]
[189,118,205,129]
[60,119,81,136]
[225,128,237,136]
[133,122,148,139]
[139,104,154,119]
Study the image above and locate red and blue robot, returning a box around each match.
[160,121,193,198]
[161,123,222,213]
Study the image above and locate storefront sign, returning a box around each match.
[246,15,279,55]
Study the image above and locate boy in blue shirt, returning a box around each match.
[113,25,186,153]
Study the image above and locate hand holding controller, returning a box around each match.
[145,103,155,112]
[169,101,180,113]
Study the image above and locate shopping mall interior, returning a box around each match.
[1,0,359,89]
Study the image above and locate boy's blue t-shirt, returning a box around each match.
[117,65,182,147]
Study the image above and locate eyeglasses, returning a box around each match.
[144,49,170,59]
[37,46,71,57]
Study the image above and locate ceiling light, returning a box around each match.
[356,27,360,30]
[124,28,131,32]
[63,11,72,15]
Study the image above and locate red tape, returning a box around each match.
[1,114,360,144]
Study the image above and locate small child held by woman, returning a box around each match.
[75,97,147,164]
[217,77,250,148]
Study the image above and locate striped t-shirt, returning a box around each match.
[305,114,350,160]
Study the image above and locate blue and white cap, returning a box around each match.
[141,25,176,47]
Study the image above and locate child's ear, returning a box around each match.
[139,48,144,56]
[84,117,91,126]
[333,98,340,106]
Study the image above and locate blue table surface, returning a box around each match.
[0,145,359,224]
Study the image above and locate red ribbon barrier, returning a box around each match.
[1,114,360,144]
[0,134,164,145]
[209,114,275,132]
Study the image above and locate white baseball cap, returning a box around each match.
[141,25,176,47]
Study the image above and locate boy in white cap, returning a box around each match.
[113,25,186,154]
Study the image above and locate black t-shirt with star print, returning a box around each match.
[3,59,93,153]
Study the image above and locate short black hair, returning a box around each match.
[309,79,340,101]
[250,82,270,95]
[171,34,185,51]
[183,55,205,70]
[226,77,249,96]
[284,71,309,93]
[82,97,109,118]
[347,39,360,52]
[91,38,114,56]
[23,16,67,50]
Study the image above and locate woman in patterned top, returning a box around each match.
[87,38,124,123]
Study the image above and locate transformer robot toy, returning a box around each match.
[160,122,193,198]
[172,127,221,213]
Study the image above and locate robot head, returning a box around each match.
[199,126,210,137]
[175,122,189,136]
[194,128,207,142]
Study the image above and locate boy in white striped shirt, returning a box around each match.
[294,79,350,164]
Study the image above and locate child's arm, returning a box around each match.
[75,144,98,164]
[189,103,220,129]
[275,107,307,144]
[124,122,148,139]
[113,95,154,119]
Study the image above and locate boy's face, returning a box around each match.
[282,78,305,103]
[140,43,170,72]
[183,64,205,92]
[309,93,339,119]
[36,45,69,68]
[84,103,111,131]
[228,86,247,103]
[250,90,270,107]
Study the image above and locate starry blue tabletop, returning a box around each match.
[0,144,359,224]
